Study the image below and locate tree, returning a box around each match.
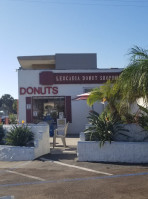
[0,94,15,114]
[87,80,119,110]
[12,99,17,114]
[118,46,148,103]
[87,46,148,120]
[87,80,121,119]
[0,98,2,108]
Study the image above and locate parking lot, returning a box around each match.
[0,137,148,199]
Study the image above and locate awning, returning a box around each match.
[74,92,91,100]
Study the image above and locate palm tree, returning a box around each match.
[87,46,148,118]
[119,46,148,103]
[87,80,119,113]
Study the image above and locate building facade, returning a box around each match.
[18,53,123,135]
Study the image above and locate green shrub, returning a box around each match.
[0,124,5,144]
[84,110,127,147]
[120,113,135,124]
[5,125,34,147]
[9,113,17,124]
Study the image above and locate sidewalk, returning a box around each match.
[50,136,79,154]
[42,136,80,162]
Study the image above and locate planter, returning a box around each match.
[0,145,35,161]
[0,124,50,161]
[77,141,148,163]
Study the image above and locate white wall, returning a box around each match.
[129,98,148,115]
[77,141,148,163]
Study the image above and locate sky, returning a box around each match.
[0,0,148,99]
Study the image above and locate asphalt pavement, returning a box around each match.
[0,137,148,199]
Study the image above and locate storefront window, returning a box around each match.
[32,97,65,124]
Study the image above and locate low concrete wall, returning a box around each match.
[77,141,148,163]
[0,145,34,161]
[0,124,50,161]
[0,196,14,199]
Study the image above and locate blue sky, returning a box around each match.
[0,0,148,99]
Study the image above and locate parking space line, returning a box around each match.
[1,172,148,188]
[6,170,45,181]
[40,158,113,176]
[10,161,32,169]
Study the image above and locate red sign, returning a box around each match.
[39,72,121,85]
[20,86,58,95]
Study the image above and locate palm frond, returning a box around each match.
[129,45,148,62]
[87,88,102,106]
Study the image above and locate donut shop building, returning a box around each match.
[17,53,122,135]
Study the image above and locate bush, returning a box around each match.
[5,125,34,147]
[9,113,17,124]
[85,110,127,147]
[0,124,5,144]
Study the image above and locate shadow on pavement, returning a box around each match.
[39,153,77,161]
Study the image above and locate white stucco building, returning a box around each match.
[17,53,123,135]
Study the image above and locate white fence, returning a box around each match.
[0,124,50,161]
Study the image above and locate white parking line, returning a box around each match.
[40,158,113,176]
[11,161,32,169]
[0,161,32,170]
[6,170,45,181]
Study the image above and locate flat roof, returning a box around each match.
[17,55,55,61]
